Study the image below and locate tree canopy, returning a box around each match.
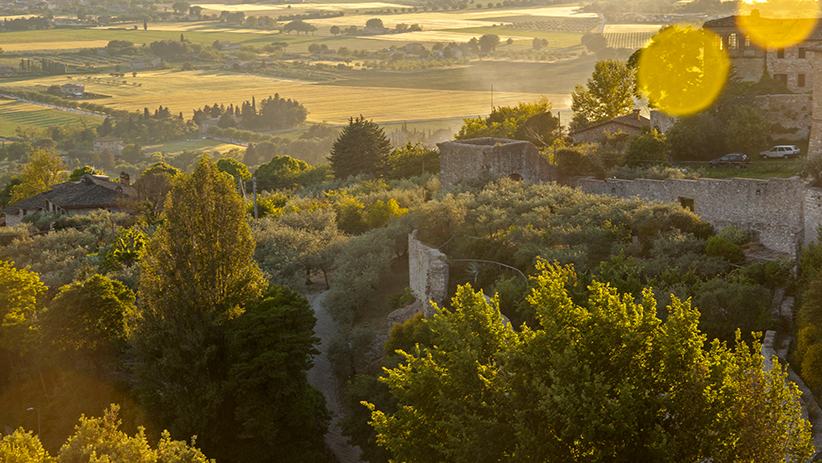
[570,59,637,132]
[10,149,65,204]
[328,116,391,179]
[368,262,813,462]
[456,96,560,149]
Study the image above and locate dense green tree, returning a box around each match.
[216,157,251,185]
[386,143,440,180]
[623,128,667,166]
[725,105,770,156]
[328,116,391,179]
[133,158,266,451]
[10,149,65,203]
[0,176,22,209]
[254,155,311,191]
[57,405,212,463]
[225,286,332,463]
[68,165,104,181]
[43,275,135,362]
[132,162,180,219]
[666,112,725,162]
[478,34,500,52]
[0,428,53,463]
[456,97,560,149]
[368,262,814,462]
[570,59,637,132]
[0,261,46,352]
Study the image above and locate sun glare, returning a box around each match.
[736,0,820,48]
[637,26,730,116]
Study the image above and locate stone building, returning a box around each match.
[1,173,137,227]
[570,109,650,142]
[93,135,125,154]
[60,83,84,96]
[438,138,557,190]
[702,15,819,92]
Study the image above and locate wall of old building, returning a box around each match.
[577,176,806,256]
[438,138,557,190]
[753,94,813,142]
[408,230,449,316]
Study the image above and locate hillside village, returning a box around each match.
[5,2,822,462]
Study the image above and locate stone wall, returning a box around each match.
[577,176,806,256]
[438,138,557,190]
[809,50,822,157]
[753,94,813,142]
[408,230,449,316]
[805,187,822,245]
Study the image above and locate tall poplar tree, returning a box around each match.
[133,158,265,450]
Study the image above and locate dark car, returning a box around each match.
[710,153,749,168]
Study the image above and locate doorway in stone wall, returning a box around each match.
[679,197,694,212]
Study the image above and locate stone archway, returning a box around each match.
[508,173,524,181]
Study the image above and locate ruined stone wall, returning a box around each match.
[809,50,822,157]
[805,187,822,245]
[577,176,806,256]
[408,230,449,316]
[438,138,557,190]
[753,94,813,142]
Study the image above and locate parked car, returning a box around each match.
[760,145,800,159]
[710,153,749,168]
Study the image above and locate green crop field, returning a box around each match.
[0,98,102,137]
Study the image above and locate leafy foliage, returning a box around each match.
[456,96,560,149]
[570,59,636,131]
[367,263,814,462]
[10,149,65,204]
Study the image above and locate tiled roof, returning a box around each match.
[1,174,136,214]
[572,111,650,135]
[1,194,47,215]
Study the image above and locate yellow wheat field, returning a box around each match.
[1,40,111,52]
[1,71,568,124]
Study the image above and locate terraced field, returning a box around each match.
[604,31,656,49]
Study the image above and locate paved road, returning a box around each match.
[306,291,363,463]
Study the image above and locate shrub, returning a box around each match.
[705,235,744,263]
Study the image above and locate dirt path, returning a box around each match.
[306,291,363,463]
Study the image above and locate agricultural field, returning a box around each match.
[604,32,655,49]
[142,138,242,155]
[0,69,556,125]
[0,98,102,136]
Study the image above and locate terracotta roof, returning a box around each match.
[1,174,136,215]
[571,111,650,136]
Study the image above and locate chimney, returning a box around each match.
[120,172,130,186]
[632,108,641,120]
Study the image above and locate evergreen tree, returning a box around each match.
[328,115,391,179]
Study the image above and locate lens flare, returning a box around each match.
[737,0,819,49]
[638,26,730,116]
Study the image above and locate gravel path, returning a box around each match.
[306,291,363,463]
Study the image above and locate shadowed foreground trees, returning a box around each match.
[368,261,813,462]
[133,158,333,462]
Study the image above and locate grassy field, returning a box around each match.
[142,138,241,154]
[450,27,583,44]
[329,56,597,94]
[0,98,102,136]
[0,69,554,124]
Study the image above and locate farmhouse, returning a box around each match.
[94,136,125,154]
[702,15,819,92]
[60,83,84,97]
[570,109,650,143]
[1,173,137,227]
